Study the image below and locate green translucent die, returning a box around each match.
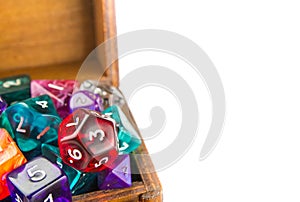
[41,144,98,195]
[103,105,141,154]
[0,74,31,105]
[0,95,61,160]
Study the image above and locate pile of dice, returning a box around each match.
[0,75,141,202]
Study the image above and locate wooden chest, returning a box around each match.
[0,0,163,201]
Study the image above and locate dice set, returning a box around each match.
[0,75,141,201]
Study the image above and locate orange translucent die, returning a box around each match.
[0,128,27,200]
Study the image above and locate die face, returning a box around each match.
[11,177,71,202]
[0,96,8,115]
[0,129,27,200]
[59,110,93,171]
[79,80,126,109]
[79,80,98,93]
[59,140,91,172]
[31,80,77,119]
[98,154,132,190]
[24,94,60,116]
[7,157,61,196]
[0,95,61,160]
[69,90,102,112]
[0,75,31,105]
[7,157,71,202]
[30,175,71,202]
[59,109,119,172]
[103,105,141,154]
[78,115,118,157]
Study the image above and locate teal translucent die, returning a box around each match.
[0,95,61,160]
[103,105,141,154]
[41,144,98,195]
[0,74,31,105]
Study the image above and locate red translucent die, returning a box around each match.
[0,128,27,200]
[58,109,119,172]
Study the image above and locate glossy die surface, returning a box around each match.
[69,90,102,112]
[31,80,77,119]
[0,96,8,115]
[0,75,31,105]
[41,143,98,195]
[98,154,132,190]
[0,129,27,200]
[58,109,119,172]
[103,105,141,154]
[80,80,126,109]
[0,95,61,160]
[7,157,72,202]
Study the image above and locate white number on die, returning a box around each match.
[48,83,64,91]
[95,157,109,168]
[61,115,89,142]
[89,129,105,142]
[76,97,87,104]
[119,142,129,154]
[15,193,23,202]
[66,117,80,128]
[44,193,53,202]
[36,101,48,109]
[68,148,82,163]
[27,165,47,182]
[16,116,26,133]
[3,79,21,88]
[56,160,63,169]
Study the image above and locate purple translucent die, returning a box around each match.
[6,157,72,202]
[31,80,77,119]
[69,90,102,112]
[97,154,132,190]
[0,96,8,114]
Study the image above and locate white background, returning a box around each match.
[115,0,300,201]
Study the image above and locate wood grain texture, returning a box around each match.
[93,0,119,87]
[73,182,146,202]
[134,142,163,202]
[0,0,95,70]
[120,98,163,202]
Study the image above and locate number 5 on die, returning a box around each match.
[7,157,72,202]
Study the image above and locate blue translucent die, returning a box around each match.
[103,105,141,154]
[0,95,61,160]
[6,157,72,202]
[41,144,98,195]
